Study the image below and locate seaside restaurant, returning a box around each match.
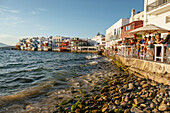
[131,24,169,63]
[114,24,169,63]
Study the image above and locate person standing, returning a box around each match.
[155,34,162,57]
[146,36,154,60]
[137,40,141,59]
[162,31,170,62]
[151,36,155,44]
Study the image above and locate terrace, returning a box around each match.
[147,0,170,14]
[106,43,170,64]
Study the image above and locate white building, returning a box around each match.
[130,9,144,23]
[105,18,129,49]
[91,33,106,49]
[144,0,170,37]
[52,36,70,51]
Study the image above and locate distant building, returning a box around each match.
[52,36,70,51]
[70,38,90,51]
[17,36,71,51]
[105,18,129,49]
[144,0,170,37]
[91,33,106,50]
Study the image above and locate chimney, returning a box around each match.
[131,8,135,17]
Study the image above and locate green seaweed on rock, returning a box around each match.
[58,99,73,106]
[71,100,81,112]
[132,103,138,107]
[114,108,124,113]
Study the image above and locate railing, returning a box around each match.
[147,0,170,12]
[134,24,143,29]
[107,44,169,63]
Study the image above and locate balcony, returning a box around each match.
[147,0,170,15]
[110,35,121,41]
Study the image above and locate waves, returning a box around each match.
[0,81,56,107]
[0,50,95,96]
[0,50,105,108]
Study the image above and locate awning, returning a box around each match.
[115,38,122,42]
[129,24,169,35]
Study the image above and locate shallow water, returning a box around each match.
[0,50,101,100]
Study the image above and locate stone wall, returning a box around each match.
[112,55,170,85]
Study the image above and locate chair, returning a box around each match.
[165,48,170,63]
[140,44,145,60]
[146,48,154,60]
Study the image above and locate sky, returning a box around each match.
[0,0,144,45]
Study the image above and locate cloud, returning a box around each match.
[0,6,19,14]
[30,8,47,15]
[31,11,39,15]
[0,16,25,27]
[0,6,24,27]
[37,8,47,12]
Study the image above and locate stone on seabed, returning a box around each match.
[142,84,149,88]
[158,104,168,111]
[130,107,144,113]
[128,83,134,90]
[133,97,145,105]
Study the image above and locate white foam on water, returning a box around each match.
[85,55,100,60]
[88,61,98,65]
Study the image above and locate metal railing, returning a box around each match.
[147,0,170,12]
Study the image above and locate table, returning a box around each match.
[117,46,122,56]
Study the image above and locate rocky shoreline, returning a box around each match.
[1,57,170,113]
[53,60,170,113]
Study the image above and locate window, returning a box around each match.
[128,25,130,30]
[125,26,128,31]
[130,24,134,30]
[166,15,170,23]
[118,28,120,35]
[114,29,116,35]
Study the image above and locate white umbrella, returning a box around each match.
[129,24,169,35]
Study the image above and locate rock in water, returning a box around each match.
[158,104,168,111]
[124,109,130,113]
[119,88,127,93]
[101,104,108,112]
[133,98,144,105]
[128,83,134,90]
[130,107,144,113]
[142,84,149,88]
[150,102,155,108]
[109,105,116,112]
